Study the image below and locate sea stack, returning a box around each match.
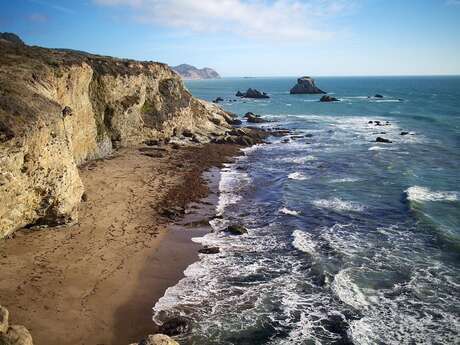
[290,76,326,94]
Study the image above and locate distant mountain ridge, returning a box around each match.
[172,64,221,80]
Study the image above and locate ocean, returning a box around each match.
[153,76,460,344]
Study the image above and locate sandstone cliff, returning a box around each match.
[0,35,233,238]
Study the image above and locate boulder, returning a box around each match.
[243,112,269,123]
[135,334,179,345]
[374,94,384,98]
[0,306,8,334]
[319,95,339,102]
[236,88,269,99]
[376,137,392,143]
[198,246,220,254]
[158,317,191,336]
[225,224,248,235]
[290,76,326,94]
[0,325,33,345]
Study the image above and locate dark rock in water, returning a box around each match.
[376,136,392,143]
[374,94,384,98]
[247,115,268,124]
[282,138,290,143]
[290,76,326,94]
[400,131,409,136]
[320,95,339,102]
[244,112,269,123]
[304,133,313,138]
[227,118,242,125]
[212,97,224,103]
[159,316,191,336]
[225,224,248,235]
[368,121,373,124]
[236,88,270,99]
[198,246,220,254]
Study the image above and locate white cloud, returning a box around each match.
[95,0,354,41]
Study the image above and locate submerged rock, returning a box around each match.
[320,95,339,102]
[212,97,224,103]
[245,113,269,124]
[400,131,409,136]
[376,137,392,143]
[290,76,326,94]
[158,316,191,336]
[236,88,270,99]
[198,246,220,254]
[225,224,248,235]
[374,94,384,98]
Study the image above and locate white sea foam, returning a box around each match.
[368,146,392,151]
[279,207,300,216]
[288,172,310,180]
[330,177,360,183]
[406,186,459,202]
[332,269,369,310]
[313,197,365,212]
[293,155,316,164]
[292,230,317,257]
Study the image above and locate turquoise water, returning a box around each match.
[154,77,460,344]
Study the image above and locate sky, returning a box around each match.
[1,0,459,76]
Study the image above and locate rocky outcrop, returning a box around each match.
[0,35,234,238]
[0,306,33,345]
[235,89,269,99]
[320,95,339,102]
[243,112,269,124]
[129,334,178,345]
[225,224,248,235]
[171,64,220,80]
[290,77,325,94]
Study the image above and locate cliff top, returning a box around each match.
[0,32,169,78]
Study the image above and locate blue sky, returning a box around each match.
[1,0,459,76]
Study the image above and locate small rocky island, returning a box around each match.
[290,76,326,94]
[236,88,270,99]
[171,64,220,80]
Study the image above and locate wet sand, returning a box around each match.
[0,143,240,345]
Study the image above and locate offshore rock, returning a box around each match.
[0,34,233,238]
[158,317,191,336]
[225,224,248,235]
[290,76,326,94]
[320,95,340,102]
[236,88,270,99]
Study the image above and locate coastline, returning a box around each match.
[0,143,240,345]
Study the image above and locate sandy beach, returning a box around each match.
[0,143,240,345]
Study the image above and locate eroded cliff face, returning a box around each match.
[0,38,232,238]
